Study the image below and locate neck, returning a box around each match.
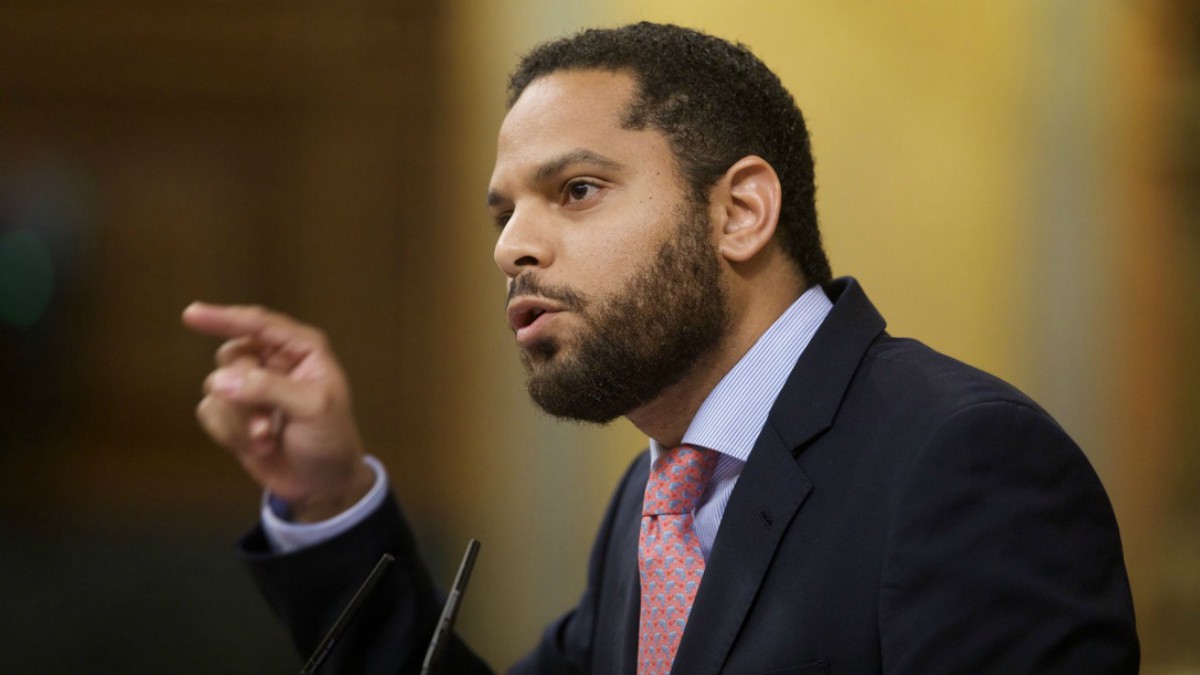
[627,275,804,447]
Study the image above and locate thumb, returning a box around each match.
[208,366,331,420]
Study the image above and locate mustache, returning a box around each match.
[506,273,586,312]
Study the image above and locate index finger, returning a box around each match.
[182,302,302,342]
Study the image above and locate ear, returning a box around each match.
[712,156,782,263]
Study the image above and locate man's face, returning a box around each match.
[488,70,729,422]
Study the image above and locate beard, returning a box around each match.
[513,201,730,423]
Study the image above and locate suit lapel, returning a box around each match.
[669,278,887,674]
[670,424,812,674]
[615,487,643,675]
[593,503,643,675]
[620,550,641,674]
[590,452,648,675]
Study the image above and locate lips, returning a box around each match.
[506,296,566,342]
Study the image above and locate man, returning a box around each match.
[184,23,1138,674]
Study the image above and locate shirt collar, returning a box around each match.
[650,284,833,464]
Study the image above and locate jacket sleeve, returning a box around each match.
[239,493,492,675]
[878,400,1139,673]
[240,450,650,675]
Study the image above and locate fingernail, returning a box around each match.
[249,417,271,438]
[212,372,244,393]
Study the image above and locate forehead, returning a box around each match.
[490,70,671,191]
[500,69,636,150]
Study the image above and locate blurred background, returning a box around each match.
[0,0,1196,672]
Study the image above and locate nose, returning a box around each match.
[493,209,553,278]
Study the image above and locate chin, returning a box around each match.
[519,337,561,367]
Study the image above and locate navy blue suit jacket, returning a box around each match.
[240,278,1138,674]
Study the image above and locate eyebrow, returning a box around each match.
[486,149,626,208]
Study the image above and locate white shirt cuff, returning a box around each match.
[260,455,388,555]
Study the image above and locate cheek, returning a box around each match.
[572,246,658,312]
[559,187,680,292]
[569,254,625,298]
[600,206,674,255]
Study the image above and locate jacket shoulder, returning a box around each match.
[860,335,1049,422]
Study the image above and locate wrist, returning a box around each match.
[261,456,388,555]
[289,458,377,523]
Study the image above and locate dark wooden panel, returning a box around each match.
[0,0,443,519]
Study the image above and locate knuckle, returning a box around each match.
[241,368,266,395]
[202,371,217,394]
[215,339,243,365]
[195,399,232,445]
[307,328,329,350]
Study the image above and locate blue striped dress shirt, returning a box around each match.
[648,284,832,559]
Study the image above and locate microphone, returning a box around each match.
[421,538,482,675]
[300,552,396,674]
[297,538,481,674]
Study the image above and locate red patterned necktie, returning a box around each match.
[638,444,719,675]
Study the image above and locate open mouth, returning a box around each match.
[515,307,547,330]
[506,297,568,345]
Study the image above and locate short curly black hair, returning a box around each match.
[508,22,832,287]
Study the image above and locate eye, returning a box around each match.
[564,179,601,203]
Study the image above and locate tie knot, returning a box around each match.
[643,445,719,516]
